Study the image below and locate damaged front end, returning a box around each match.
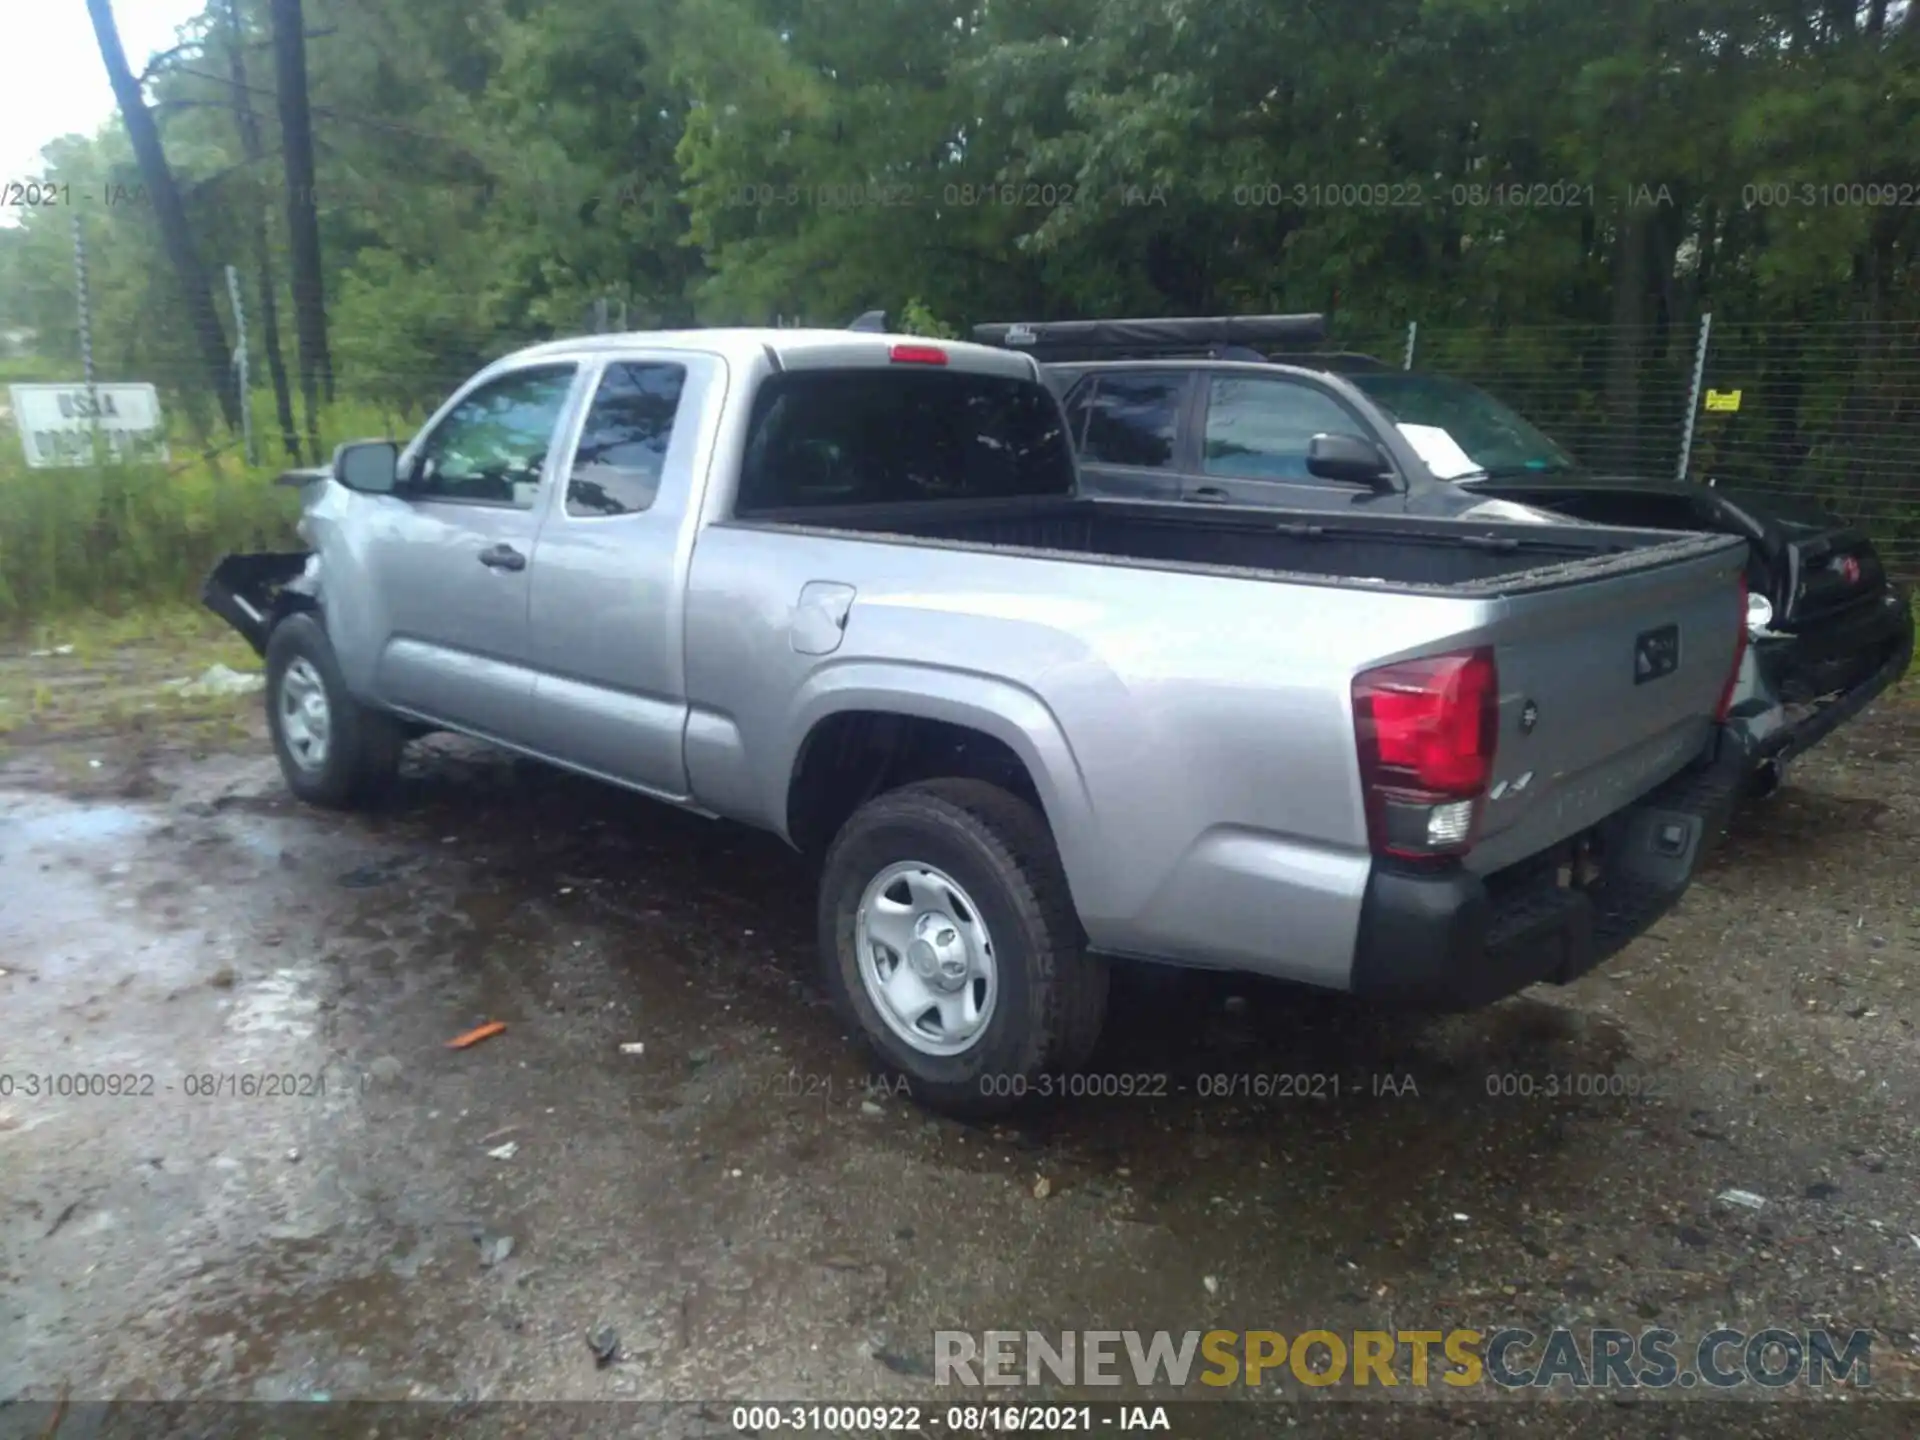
[200,464,328,655]
[202,551,315,655]
[1470,475,1914,780]
[1732,580,1914,779]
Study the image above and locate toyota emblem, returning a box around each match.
[1839,555,1862,585]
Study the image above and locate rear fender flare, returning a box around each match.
[779,661,1104,915]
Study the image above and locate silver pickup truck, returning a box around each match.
[205,327,1752,1115]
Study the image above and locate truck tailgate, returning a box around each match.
[1467,538,1746,873]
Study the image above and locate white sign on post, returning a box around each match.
[8,383,170,467]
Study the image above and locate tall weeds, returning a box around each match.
[0,392,420,627]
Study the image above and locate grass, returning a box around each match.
[0,603,264,759]
[0,389,423,629]
[0,448,299,625]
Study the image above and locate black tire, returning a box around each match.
[263,613,405,809]
[817,778,1109,1118]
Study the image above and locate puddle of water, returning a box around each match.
[227,968,322,1051]
[0,796,154,851]
[150,1236,461,1399]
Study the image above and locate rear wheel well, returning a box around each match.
[787,712,1045,857]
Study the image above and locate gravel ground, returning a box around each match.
[0,636,1916,1439]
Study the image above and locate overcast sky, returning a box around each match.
[1,0,208,211]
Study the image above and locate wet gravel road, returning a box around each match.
[1,689,1918,1437]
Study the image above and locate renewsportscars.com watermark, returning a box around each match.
[934,1328,1876,1391]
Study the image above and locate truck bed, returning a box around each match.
[734,494,1744,596]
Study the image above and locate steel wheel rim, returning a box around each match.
[855,861,998,1057]
[278,658,332,773]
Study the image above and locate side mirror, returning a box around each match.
[1306,432,1395,489]
[332,440,399,494]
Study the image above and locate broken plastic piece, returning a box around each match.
[448,1020,507,1050]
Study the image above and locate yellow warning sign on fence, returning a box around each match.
[1704,388,1743,413]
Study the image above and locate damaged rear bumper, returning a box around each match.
[201,551,313,655]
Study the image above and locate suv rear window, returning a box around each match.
[735,369,1074,515]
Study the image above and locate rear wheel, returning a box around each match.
[818,778,1108,1118]
[264,613,405,809]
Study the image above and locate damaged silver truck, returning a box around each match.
[205,325,1753,1116]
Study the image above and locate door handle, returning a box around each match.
[478,544,527,572]
[1188,486,1229,503]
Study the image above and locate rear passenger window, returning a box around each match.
[735,369,1074,515]
[1081,374,1183,469]
[567,362,687,516]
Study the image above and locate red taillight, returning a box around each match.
[1352,647,1498,860]
[1716,573,1748,723]
[889,343,948,365]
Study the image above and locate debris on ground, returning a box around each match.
[337,862,404,888]
[366,1056,403,1086]
[587,1325,620,1367]
[1032,1176,1052,1200]
[1716,1188,1768,1210]
[167,664,265,698]
[28,645,75,658]
[448,1021,507,1050]
[478,1235,515,1268]
[872,1346,934,1379]
[618,1042,645,1055]
[44,1200,81,1239]
[486,1141,519,1161]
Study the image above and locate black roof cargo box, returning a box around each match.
[971,313,1328,363]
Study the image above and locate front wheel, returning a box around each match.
[817,778,1108,1118]
[264,613,405,809]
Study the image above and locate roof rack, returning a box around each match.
[970,313,1327,363]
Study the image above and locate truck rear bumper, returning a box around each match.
[1349,735,1748,1008]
